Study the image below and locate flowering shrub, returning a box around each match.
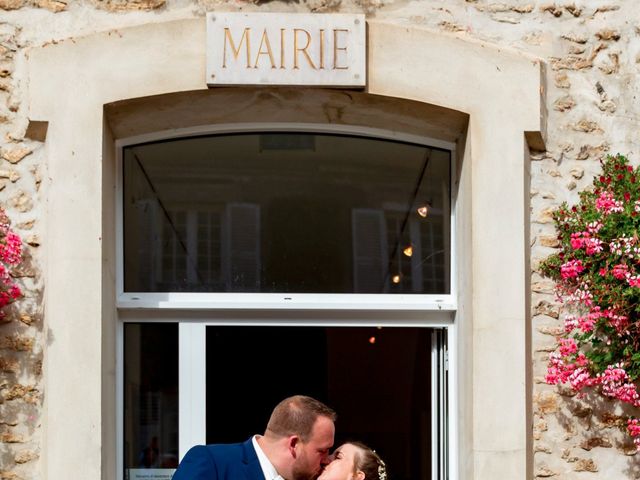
[0,208,22,318]
[541,154,640,449]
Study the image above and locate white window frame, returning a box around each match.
[115,123,459,480]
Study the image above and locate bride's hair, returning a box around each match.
[349,442,387,480]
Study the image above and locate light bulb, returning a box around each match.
[392,274,401,284]
[417,205,429,218]
[403,246,413,257]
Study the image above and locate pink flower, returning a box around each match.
[570,232,588,250]
[612,263,629,280]
[561,259,585,279]
[546,352,575,385]
[569,367,595,390]
[586,221,603,234]
[559,338,578,357]
[584,237,603,255]
[595,191,624,214]
[564,315,578,333]
[628,275,640,287]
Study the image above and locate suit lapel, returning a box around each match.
[242,438,267,480]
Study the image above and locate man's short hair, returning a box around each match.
[265,395,336,442]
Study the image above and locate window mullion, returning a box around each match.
[178,323,206,460]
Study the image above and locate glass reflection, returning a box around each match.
[124,323,178,479]
[123,133,450,293]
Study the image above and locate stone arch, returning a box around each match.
[27,18,545,480]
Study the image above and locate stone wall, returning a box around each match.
[1,0,640,479]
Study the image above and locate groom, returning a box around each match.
[172,395,336,480]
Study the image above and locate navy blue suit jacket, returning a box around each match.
[172,438,266,480]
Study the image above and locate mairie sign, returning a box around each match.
[206,12,366,87]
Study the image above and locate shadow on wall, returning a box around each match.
[544,388,640,476]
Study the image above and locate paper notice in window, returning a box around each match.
[127,469,176,480]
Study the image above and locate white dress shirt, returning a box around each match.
[252,435,285,480]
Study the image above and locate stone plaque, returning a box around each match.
[206,12,366,87]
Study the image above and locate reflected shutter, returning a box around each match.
[223,203,261,292]
[351,208,388,293]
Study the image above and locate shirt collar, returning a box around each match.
[252,435,285,480]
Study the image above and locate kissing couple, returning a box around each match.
[172,395,387,480]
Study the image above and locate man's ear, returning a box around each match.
[287,435,300,458]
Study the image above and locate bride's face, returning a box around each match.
[317,444,362,480]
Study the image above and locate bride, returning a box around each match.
[318,442,387,480]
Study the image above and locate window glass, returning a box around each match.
[123,133,450,293]
[123,323,179,480]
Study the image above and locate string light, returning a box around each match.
[369,336,376,344]
[403,245,413,257]
[392,274,401,284]
[417,205,429,218]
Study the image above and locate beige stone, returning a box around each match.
[14,449,38,464]
[568,45,586,55]
[535,344,556,353]
[0,336,33,352]
[536,208,555,224]
[580,436,611,450]
[0,0,24,9]
[598,412,625,428]
[438,21,467,33]
[570,167,584,178]
[539,235,560,247]
[25,235,40,247]
[599,53,620,74]
[535,392,559,414]
[18,314,33,326]
[535,465,557,477]
[534,418,548,433]
[598,99,616,113]
[554,95,575,111]
[541,4,562,17]
[1,147,31,164]
[537,325,563,336]
[0,357,19,373]
[34,0,67,11]
[92,0,165,11]
[0,431,24,443]
[574,458,598,472]
[534,300,560,319]
[596,29,620,41]
[532,281,555,293]
[594,5,620,14]
[16,220,34,230]
[2,384,38,401]
[571,121,601,134]
[564,4,581,17]
[535,443,552,453]
[567,181,577,190]
[9,191,32,213]
[550,56,592,71]
[569,403,592,418]
[554,72,570,88]
[576,143,609,160]
[562,33,588,44]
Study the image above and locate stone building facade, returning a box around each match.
[0,0,639,479]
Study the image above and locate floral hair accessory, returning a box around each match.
[371,450,386,480]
